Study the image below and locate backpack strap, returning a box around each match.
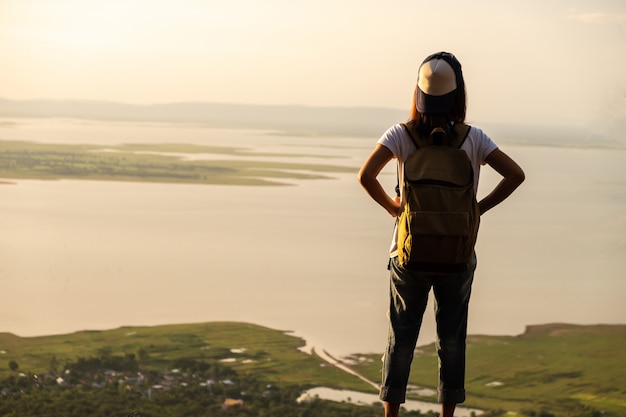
[398,123,420,197]
[450,122,471,149]
[401,122,422,148]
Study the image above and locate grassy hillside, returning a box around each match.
[0,322,371,392]
[1,322,624,417]
[349,323,626,416]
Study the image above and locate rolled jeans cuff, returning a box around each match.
[438,388,465,404]
[379,386,406,404]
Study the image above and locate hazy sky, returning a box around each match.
[1,0,624,126]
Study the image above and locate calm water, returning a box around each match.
[1,119,625,356]
[297,387,481,416]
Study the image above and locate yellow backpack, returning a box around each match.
[397,121,479,273]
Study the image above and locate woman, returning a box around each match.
[358,52,525,417]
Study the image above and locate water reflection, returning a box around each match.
[297,387,483,416]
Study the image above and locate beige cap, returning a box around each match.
[417,59,457,96]
[416,58,458,114]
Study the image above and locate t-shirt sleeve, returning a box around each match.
[471,126,498,164]
[377,124,409,161]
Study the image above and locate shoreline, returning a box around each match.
[302,348,484,416]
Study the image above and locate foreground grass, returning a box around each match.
[350,323,626,416]
[0,140,356,186]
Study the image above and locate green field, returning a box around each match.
[0,322,368,391]
[1,322,624,417]
[351,323,626,416]
[0,323,383,417]
[0,140,356,185]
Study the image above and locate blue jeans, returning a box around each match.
[379,254,476,404]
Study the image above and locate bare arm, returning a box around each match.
[478,148,525,215]
[358,144,401,218]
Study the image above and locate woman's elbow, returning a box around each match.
[357,167,372,187]
[513,167,526,185]
[503,158,525,186]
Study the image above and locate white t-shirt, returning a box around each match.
[377,123,498,255]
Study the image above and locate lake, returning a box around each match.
[1,118,625,357]
[297,387,481,416]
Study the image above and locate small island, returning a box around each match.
[0,140,356,186]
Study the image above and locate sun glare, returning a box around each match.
[12,1,148,50]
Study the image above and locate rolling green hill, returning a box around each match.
[0,322,366,390]
[1,322,624,417]
[350,323,626,416]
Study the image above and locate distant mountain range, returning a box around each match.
[0,98,405,138]
[0,98,622,148]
